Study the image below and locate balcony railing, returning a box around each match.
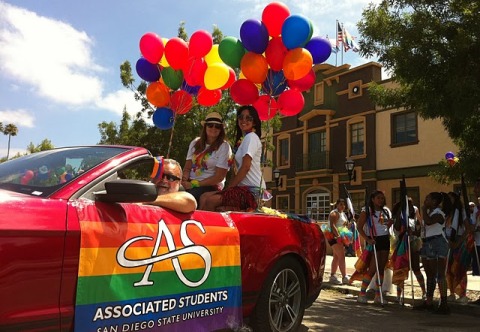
[295,150,329,172]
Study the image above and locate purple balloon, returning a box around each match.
[153,107,174,130]
[181,81,201,96]
[445,151,455,160]
[136,58,161,82]
[305,37,332,64]
[240,19,269,54]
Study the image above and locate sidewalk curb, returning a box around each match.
[321,281,480,317]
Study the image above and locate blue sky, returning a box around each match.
[0,0,381,158]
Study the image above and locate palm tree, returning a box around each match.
[4,124,18,160]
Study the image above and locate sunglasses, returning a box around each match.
[161,173,181,182]
[206,123,223,129]
[238,115,254,122]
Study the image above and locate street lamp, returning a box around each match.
[273,168,282,188]
[345,157,356,182]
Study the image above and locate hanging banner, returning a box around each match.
[74,203,242,332]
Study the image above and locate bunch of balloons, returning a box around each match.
[224,2,331,120]
[445,151,459,167]
[135,1,333,129]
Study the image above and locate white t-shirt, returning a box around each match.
[364,207,392,237]
[425,207,446,238]
[330,209,348,228]
[186,138,232,190]
[235,132,265,189]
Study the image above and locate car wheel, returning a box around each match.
[251,257,306,332]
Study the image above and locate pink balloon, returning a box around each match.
[265,37,288,71]
[278,89,305,116]
[183,57,207,86]
[262,2,291,37]
[230,79,259,105]
[165,38,189,70]
[170,90,193,115]
[139,32,164,64]
[189,30,213,58]
[253,95,277,120]
[287,68,316,92]
[21,170,35,184]
[198,87,222,106]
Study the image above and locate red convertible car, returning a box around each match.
[0,146,325,332]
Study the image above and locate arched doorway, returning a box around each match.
[305,190,330,222]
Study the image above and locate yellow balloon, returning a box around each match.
[159,38,170,67]
[204,63,229,90]
[205,44,222,65]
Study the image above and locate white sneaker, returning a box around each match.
[447,294,456,301]
[357,294,367,303]
[329,275,342,285]
[342,276,350,285]
[456,296,468,305]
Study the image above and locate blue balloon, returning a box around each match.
[136,57,161,82]
[281,15,312,49]
[305,37,332,64]
[240,19,269,54]
[153,107,174,130]
[181,81,200,96]
[262,69,287,96]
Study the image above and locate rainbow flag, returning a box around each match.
[74,204,242,331]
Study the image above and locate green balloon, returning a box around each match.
[219,36,246,69]
[161,67,183,90]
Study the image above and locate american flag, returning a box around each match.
[337,21,344,49]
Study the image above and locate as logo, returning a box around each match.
[116,219,212,287]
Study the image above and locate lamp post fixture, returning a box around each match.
[345,157,356,182]
[273,168,282,188]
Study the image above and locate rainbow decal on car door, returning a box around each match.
[74,206,242,332]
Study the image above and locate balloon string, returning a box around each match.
[166,113,177,159]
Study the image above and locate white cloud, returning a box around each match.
[0,2,104,106]
[96,89,147,118]
[0,109,35,128]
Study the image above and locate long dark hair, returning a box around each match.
[428,192,453,217]
[234,105,262,144]
[193,123,226,154]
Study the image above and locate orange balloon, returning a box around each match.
[240,52,268,84]
[146,81,170,107]
[283,48,313,80]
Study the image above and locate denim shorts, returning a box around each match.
[420,235,448,259]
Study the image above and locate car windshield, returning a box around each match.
[0,146,128,196]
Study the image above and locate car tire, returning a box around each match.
[250,256,306,332]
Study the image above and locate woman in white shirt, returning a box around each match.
[182,112,232,205]
[415,192,452,314]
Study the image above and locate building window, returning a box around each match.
[308,131,327,169]
[277,135,290,167]
[392,187,420,209]
[306,192,330,222]
[392,111,418,146]
[314,82,324,105]
[348,191,365,218]
[350,122,364,156]
[276,195,290,212]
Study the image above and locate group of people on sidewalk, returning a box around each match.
[325,180,480,315]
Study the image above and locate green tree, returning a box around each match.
[3,123,18,160]
[358,0,480,182]
[26,139,55,153]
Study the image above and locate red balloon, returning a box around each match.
[253,95,277,120]
[170,90,193,115]
[165,38,189,70]
[198,87,222,106]
[287,68,316,92]
[21,170,35,184]
[230,79,259,105]
[278,89,305,116]
[220,67,236,90]
[183,57,207,87]
[265,37,288,71]
[139,32,164,64]
[262,2,291,37]
[189,30,213,58]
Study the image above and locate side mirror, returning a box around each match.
[95,179,157,203]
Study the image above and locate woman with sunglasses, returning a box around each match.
[201,105,264,211]
[182,112,233,205]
